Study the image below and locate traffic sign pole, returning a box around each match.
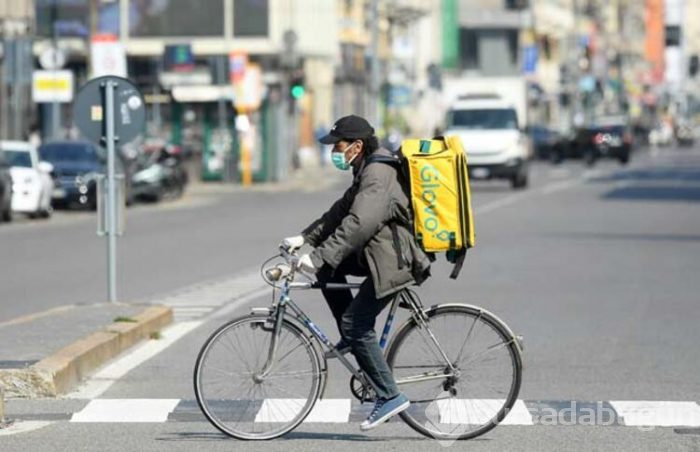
[74,75,145,304]
[103,80,118,303]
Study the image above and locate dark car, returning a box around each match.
[0,149,12,222]
[131,143,188,202]
[568,119,633,166]
[528,125,565,163]
[38,141,131,209]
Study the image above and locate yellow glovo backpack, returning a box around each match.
[369,136,475,279]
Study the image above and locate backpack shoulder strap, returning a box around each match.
[448,249,467,279]
[366,153,401,166]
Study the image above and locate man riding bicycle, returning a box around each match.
[281,115,432,430]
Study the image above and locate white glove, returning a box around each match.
[280,235,305,252]
[297,254,317,273]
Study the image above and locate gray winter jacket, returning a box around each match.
[302,147,431,299]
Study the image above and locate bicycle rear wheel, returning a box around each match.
[194,314,322,440]
[387,304,523,441]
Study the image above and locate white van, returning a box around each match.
[445,95,531,189]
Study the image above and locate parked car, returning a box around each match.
[1,141,54,218]
[38,140,132,209]
[0,148,13,222]
[131,143,188,201]
[528,125,564,163]
[568,117,633,166]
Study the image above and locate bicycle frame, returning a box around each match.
[254,272,459,396]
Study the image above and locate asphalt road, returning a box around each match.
[2,147,700,450]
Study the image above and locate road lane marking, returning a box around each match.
[0,421,53,436]
[475,193,527,214]
[435,399,534,425]
[210,287,274,319]
[71,399,180,423]
[305,399,353,423]
[611,401,700,427]
[539,179,581,195]
[66,321,202,400]
[7,398,694,427]
[499,400,534,425]
[253,398,352,423]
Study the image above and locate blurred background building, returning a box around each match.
[0,0,35,141]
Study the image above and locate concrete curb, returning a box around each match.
[0,385,4,423]
[0,305,172,398]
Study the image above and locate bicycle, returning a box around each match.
[193,249,524,440]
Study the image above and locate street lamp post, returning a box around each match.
[51,0,61,138]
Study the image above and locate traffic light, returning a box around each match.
[291,83,305,99]
[290,71,305,99]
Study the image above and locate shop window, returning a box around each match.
[234,0,269,37]
[35,0,119,37]
[130,0,224,37]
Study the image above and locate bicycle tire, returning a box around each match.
[386,304,523,441]
[194,314,323,440]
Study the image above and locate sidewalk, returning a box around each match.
[0,303,172,399]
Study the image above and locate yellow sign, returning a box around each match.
[35,78,71,91]
[32,70,74,103]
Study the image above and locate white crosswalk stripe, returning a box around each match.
[610,401,700,427]
[40,398,698,428]
[71,399,180,423]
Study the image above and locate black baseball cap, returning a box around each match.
[319,115,375,144]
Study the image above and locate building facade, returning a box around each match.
[1,0,35,141]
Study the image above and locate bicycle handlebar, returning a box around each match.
[266,247,362,290]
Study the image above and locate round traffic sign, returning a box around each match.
[73,76,146,145]
[39,46,67,70]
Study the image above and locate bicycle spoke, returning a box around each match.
[264,379,311,400]
[263,370,320,380]
[415,326,451,366]
[254,331,271,371]
[204,365,251,378]
[462,339,514,367]
[229,328,254,373]
[275,340,307,368]
[455,311,482,363]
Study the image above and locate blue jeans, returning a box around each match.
[317,257,400,400]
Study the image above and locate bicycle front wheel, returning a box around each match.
[194,314,322,440]
[387,304,523,441]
